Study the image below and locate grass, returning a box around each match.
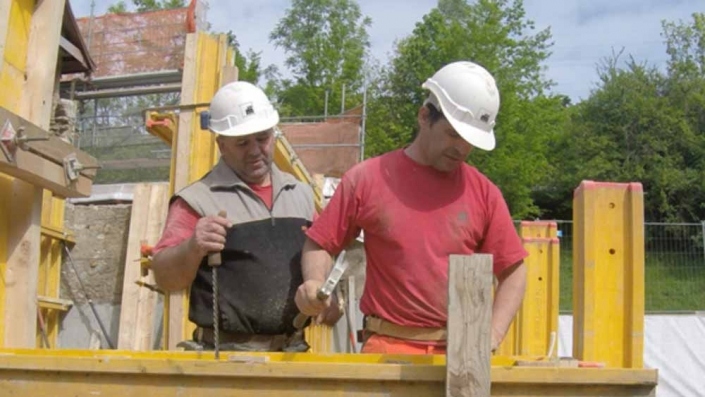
[557,249,705,312]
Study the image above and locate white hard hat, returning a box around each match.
[422,61,500,151]
[207,81,279,137]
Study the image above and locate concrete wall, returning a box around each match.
[59,202,131,349]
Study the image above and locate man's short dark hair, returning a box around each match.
[411,102,445,142]
[426,102,444,125]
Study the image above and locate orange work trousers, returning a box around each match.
[360,334,446,355]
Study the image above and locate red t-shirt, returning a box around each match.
[152,183,273,255]
[306,149,528,329]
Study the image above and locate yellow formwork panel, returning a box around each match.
[519,221,558,238]
[36,190,70,348]
[0,348,659,397]
[0,0,32,111]
[496,226,560,358]
[3,0,32,72]
[187,33,221,183]
[573,181,645,369]
[515,237,560,357]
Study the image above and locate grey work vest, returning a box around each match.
[175,159,315,335]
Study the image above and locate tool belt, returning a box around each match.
[193,327,308,352]
[364,316,447,342]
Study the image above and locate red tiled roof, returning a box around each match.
[75,2,196,77]
[279,117,361,178]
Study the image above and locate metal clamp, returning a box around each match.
[63,153,101,181]
[1,120,51,163]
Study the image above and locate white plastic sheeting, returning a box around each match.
[558,314,705,397]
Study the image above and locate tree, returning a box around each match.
[269,0,372,116]
[366,0,563,218]
[225,31,267,85]
[108,0,185,13]
[544,48,705,223]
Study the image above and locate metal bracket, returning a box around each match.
[1,120,51,163]
[63,153,101,181]
[0,119,18,162]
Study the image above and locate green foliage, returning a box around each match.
[269,0,372,116]
[365,0,561,218]
[226,31,265,84]
[107,1,128,13]
[108,0,185,13]
[542,14,705,222]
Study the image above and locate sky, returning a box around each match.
[69,0,703,103]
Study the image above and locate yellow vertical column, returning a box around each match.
[573,181,644,368]
[515,237,560,357]
[496,221,560,357]
[166,32,235,350]
[36,191,72,348]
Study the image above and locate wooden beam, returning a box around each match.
[166,32,198,351]
[221,65,238,86]
[4,179,42,348]
[0,349,659,397]
[173,33,198,194]
[118,183,169,351]
[20,0,66,131]
[0,0,11,77]
[0,106,97,197]
[59,36,88,71]
[0,106,99,178]
[446,254,493,397]
[0,148,93,198]
[37,296,73,312]
[3,0,66,349]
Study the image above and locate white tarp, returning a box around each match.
[558,314,705,397]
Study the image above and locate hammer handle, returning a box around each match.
[207,210,227,267]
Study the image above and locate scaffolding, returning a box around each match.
[59,0,365,186]
[56,2,211,184]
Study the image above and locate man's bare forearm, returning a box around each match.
[492,261,527,342]
[301,238,333,282]
[151,237,205,292]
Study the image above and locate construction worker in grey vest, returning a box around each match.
[151,81,341,352]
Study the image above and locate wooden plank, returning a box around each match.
[446,254,493,397]
[20,0,66,131]
[0,0,11,77]
[221,65,238,85]
[0,350,658,396]
[37,296,73,312]
[4,0,65,349]
[118,183,169,350]
[0,148,92,198]
[3,179,42,347]
[0,106,99,178]
[166,32,198,351]
[173,33,198,193]
[59,36,88,70]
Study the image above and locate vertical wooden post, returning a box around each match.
[4,0,65,348]
[118,183,169,350]
[4,178,42,347]
[446,254,493,397]
[0,0,11,77]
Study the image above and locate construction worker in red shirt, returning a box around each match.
[294,61,528,354]
[151,81,340,352]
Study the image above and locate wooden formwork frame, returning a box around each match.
[0,0,98,349]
